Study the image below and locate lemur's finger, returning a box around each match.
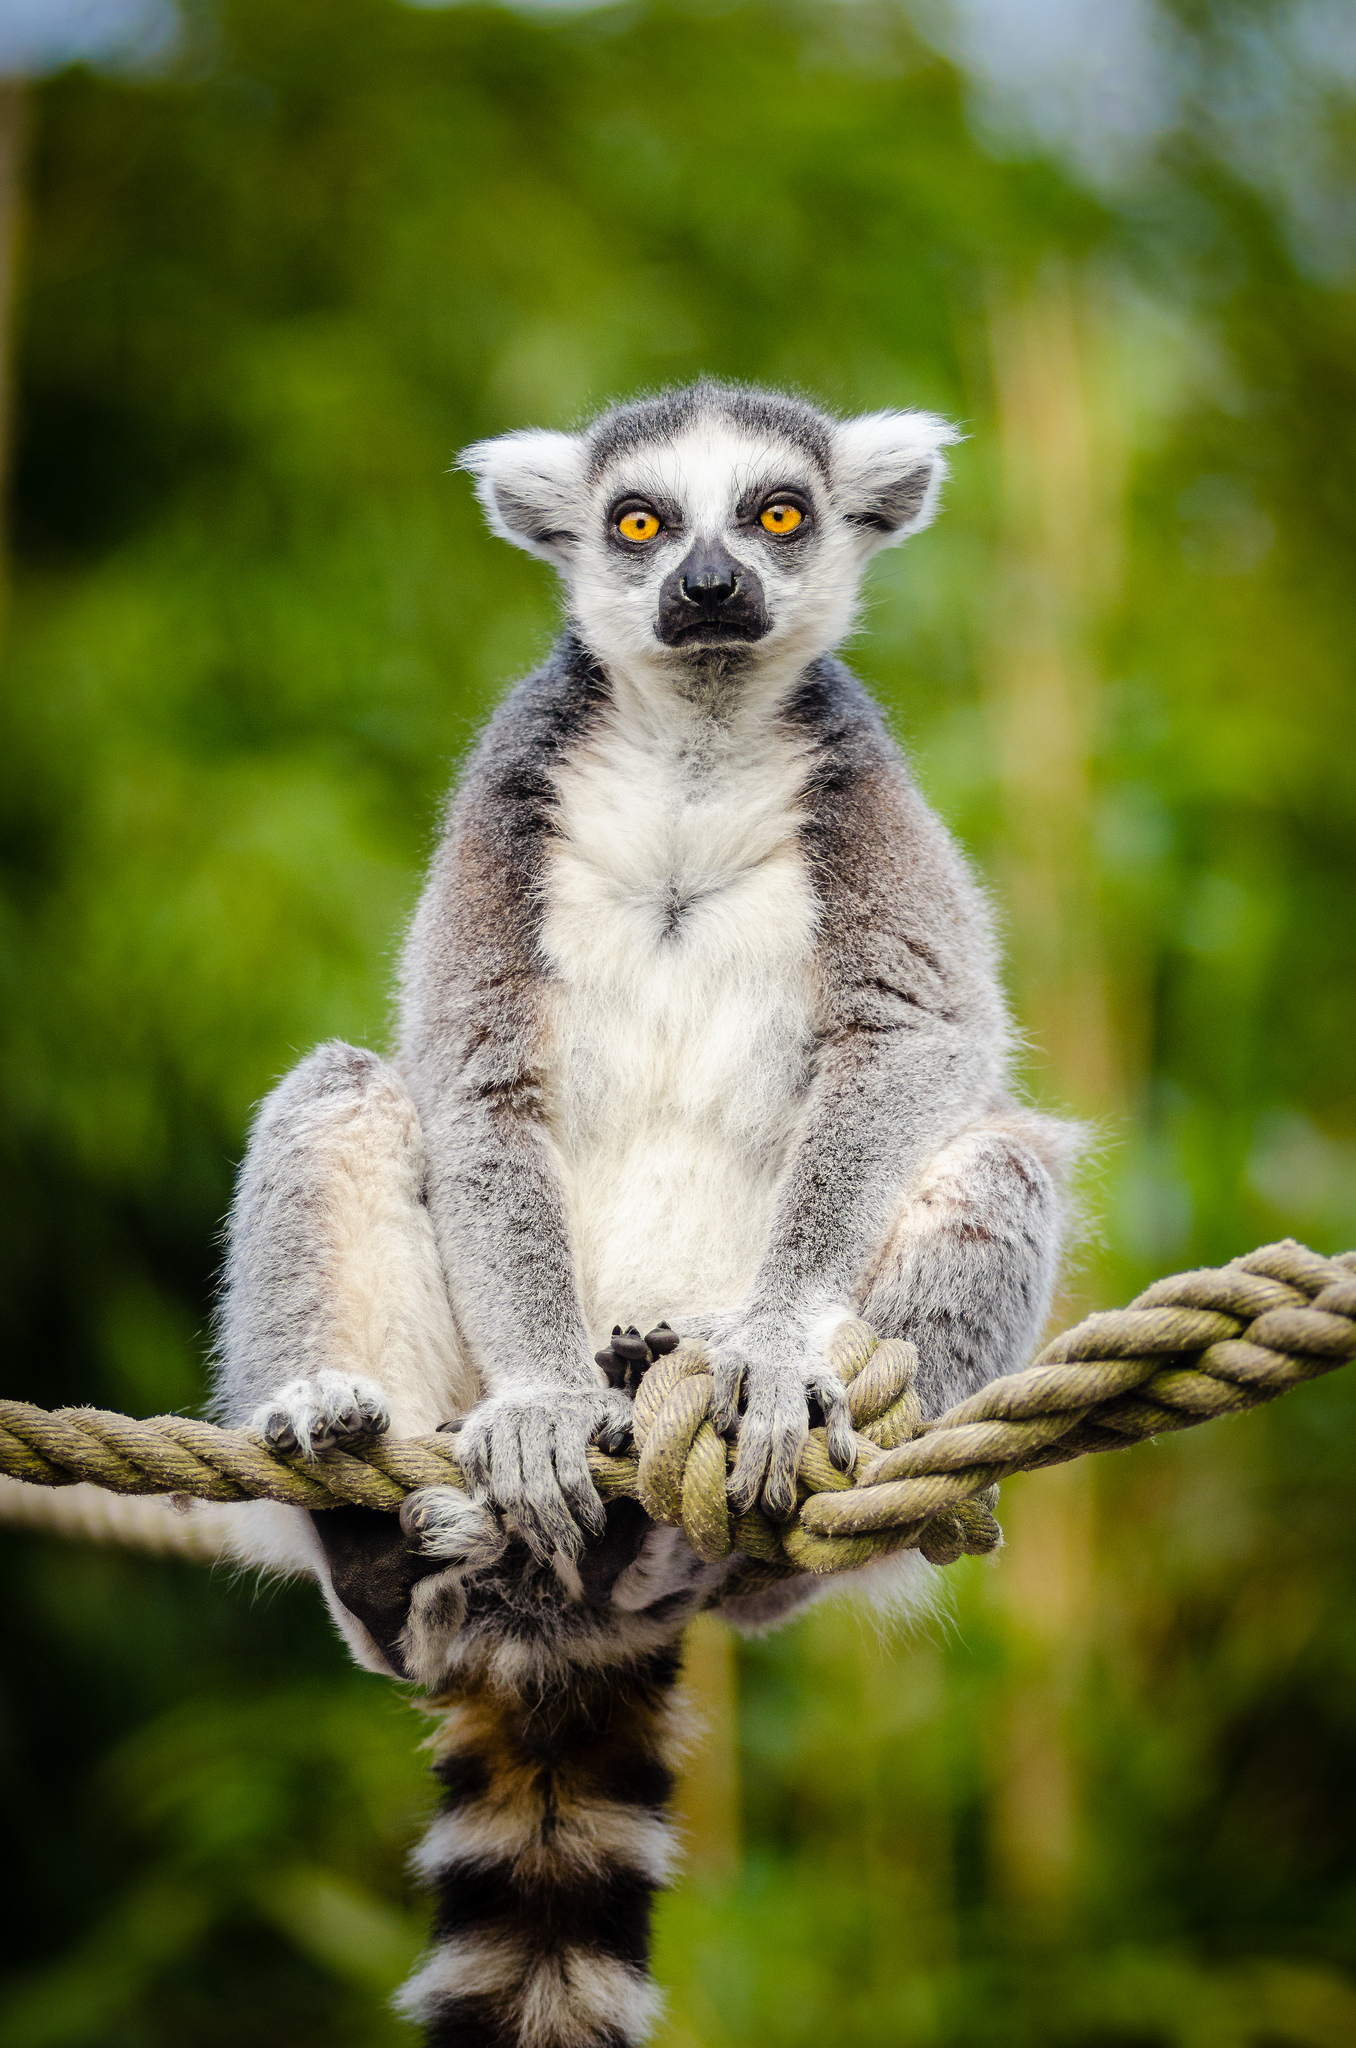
[490,1417,556,1564]
[457,1423,492,1499]
[762,1380,809,1520]
[515,1409,587,1562]
[354,1384,391,1433]
[594,1344,628,1388]
[808,1370,856,1471]
[611,1327,651,1365]
[554,1423,606,1542]
[325,1405,367,1445]
[711,1353,746,1438]
[591,1396,634,1455]
[726,1410,772,1516]
[644,1323,680,1356]
[264,1415,299,1454]
[398,1487,437,1542]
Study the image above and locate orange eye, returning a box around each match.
[759,502,803,535]
[617,509,661,543]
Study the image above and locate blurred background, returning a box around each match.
[1,0,1354,2042]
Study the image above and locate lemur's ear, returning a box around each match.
[831,410,961,552]
[459,429,586,565]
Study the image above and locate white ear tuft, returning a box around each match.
[832,410,962,552]
[458,429,587,564]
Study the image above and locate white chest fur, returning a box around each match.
[540,696,820,1340]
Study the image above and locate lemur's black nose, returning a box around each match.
[656,536,768,646]
[678,540,741,610]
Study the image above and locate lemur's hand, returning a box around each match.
[251,1369,390,1457]
[712,1326,856,1520]
[456,1385,632,1563]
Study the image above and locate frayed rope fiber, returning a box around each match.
[2,1240,1353,1580]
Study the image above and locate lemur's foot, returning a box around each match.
[400,1485,508,1573]
[713,1331,856,1520]
[593,1322,680,1393]
[251,1370,391,1458]
[456,1386,633,1564]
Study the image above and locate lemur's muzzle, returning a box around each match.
[657,537,769,647]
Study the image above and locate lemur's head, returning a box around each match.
[461,380,958,692]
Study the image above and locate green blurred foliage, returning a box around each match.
[0,1,1353,2042]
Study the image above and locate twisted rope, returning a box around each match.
[2,1240,1352,1580]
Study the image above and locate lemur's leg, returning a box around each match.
[690,1107,1073,1424]
[718,1106,1075,1633]
[215,1039,480,1443]
[854,1105,1074,1418]
[215,1041,489,1682]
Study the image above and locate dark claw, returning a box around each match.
[644,1322,680,1356]
[436,1416,465,1434]
[271,1422,298,1453]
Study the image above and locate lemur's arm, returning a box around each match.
[714,668,1012,1516]
[399,653,630,1561]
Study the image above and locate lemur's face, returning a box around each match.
[569,426,859,677]
[463,383,957,691]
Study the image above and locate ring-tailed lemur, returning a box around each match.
[214,379,1079,2047]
